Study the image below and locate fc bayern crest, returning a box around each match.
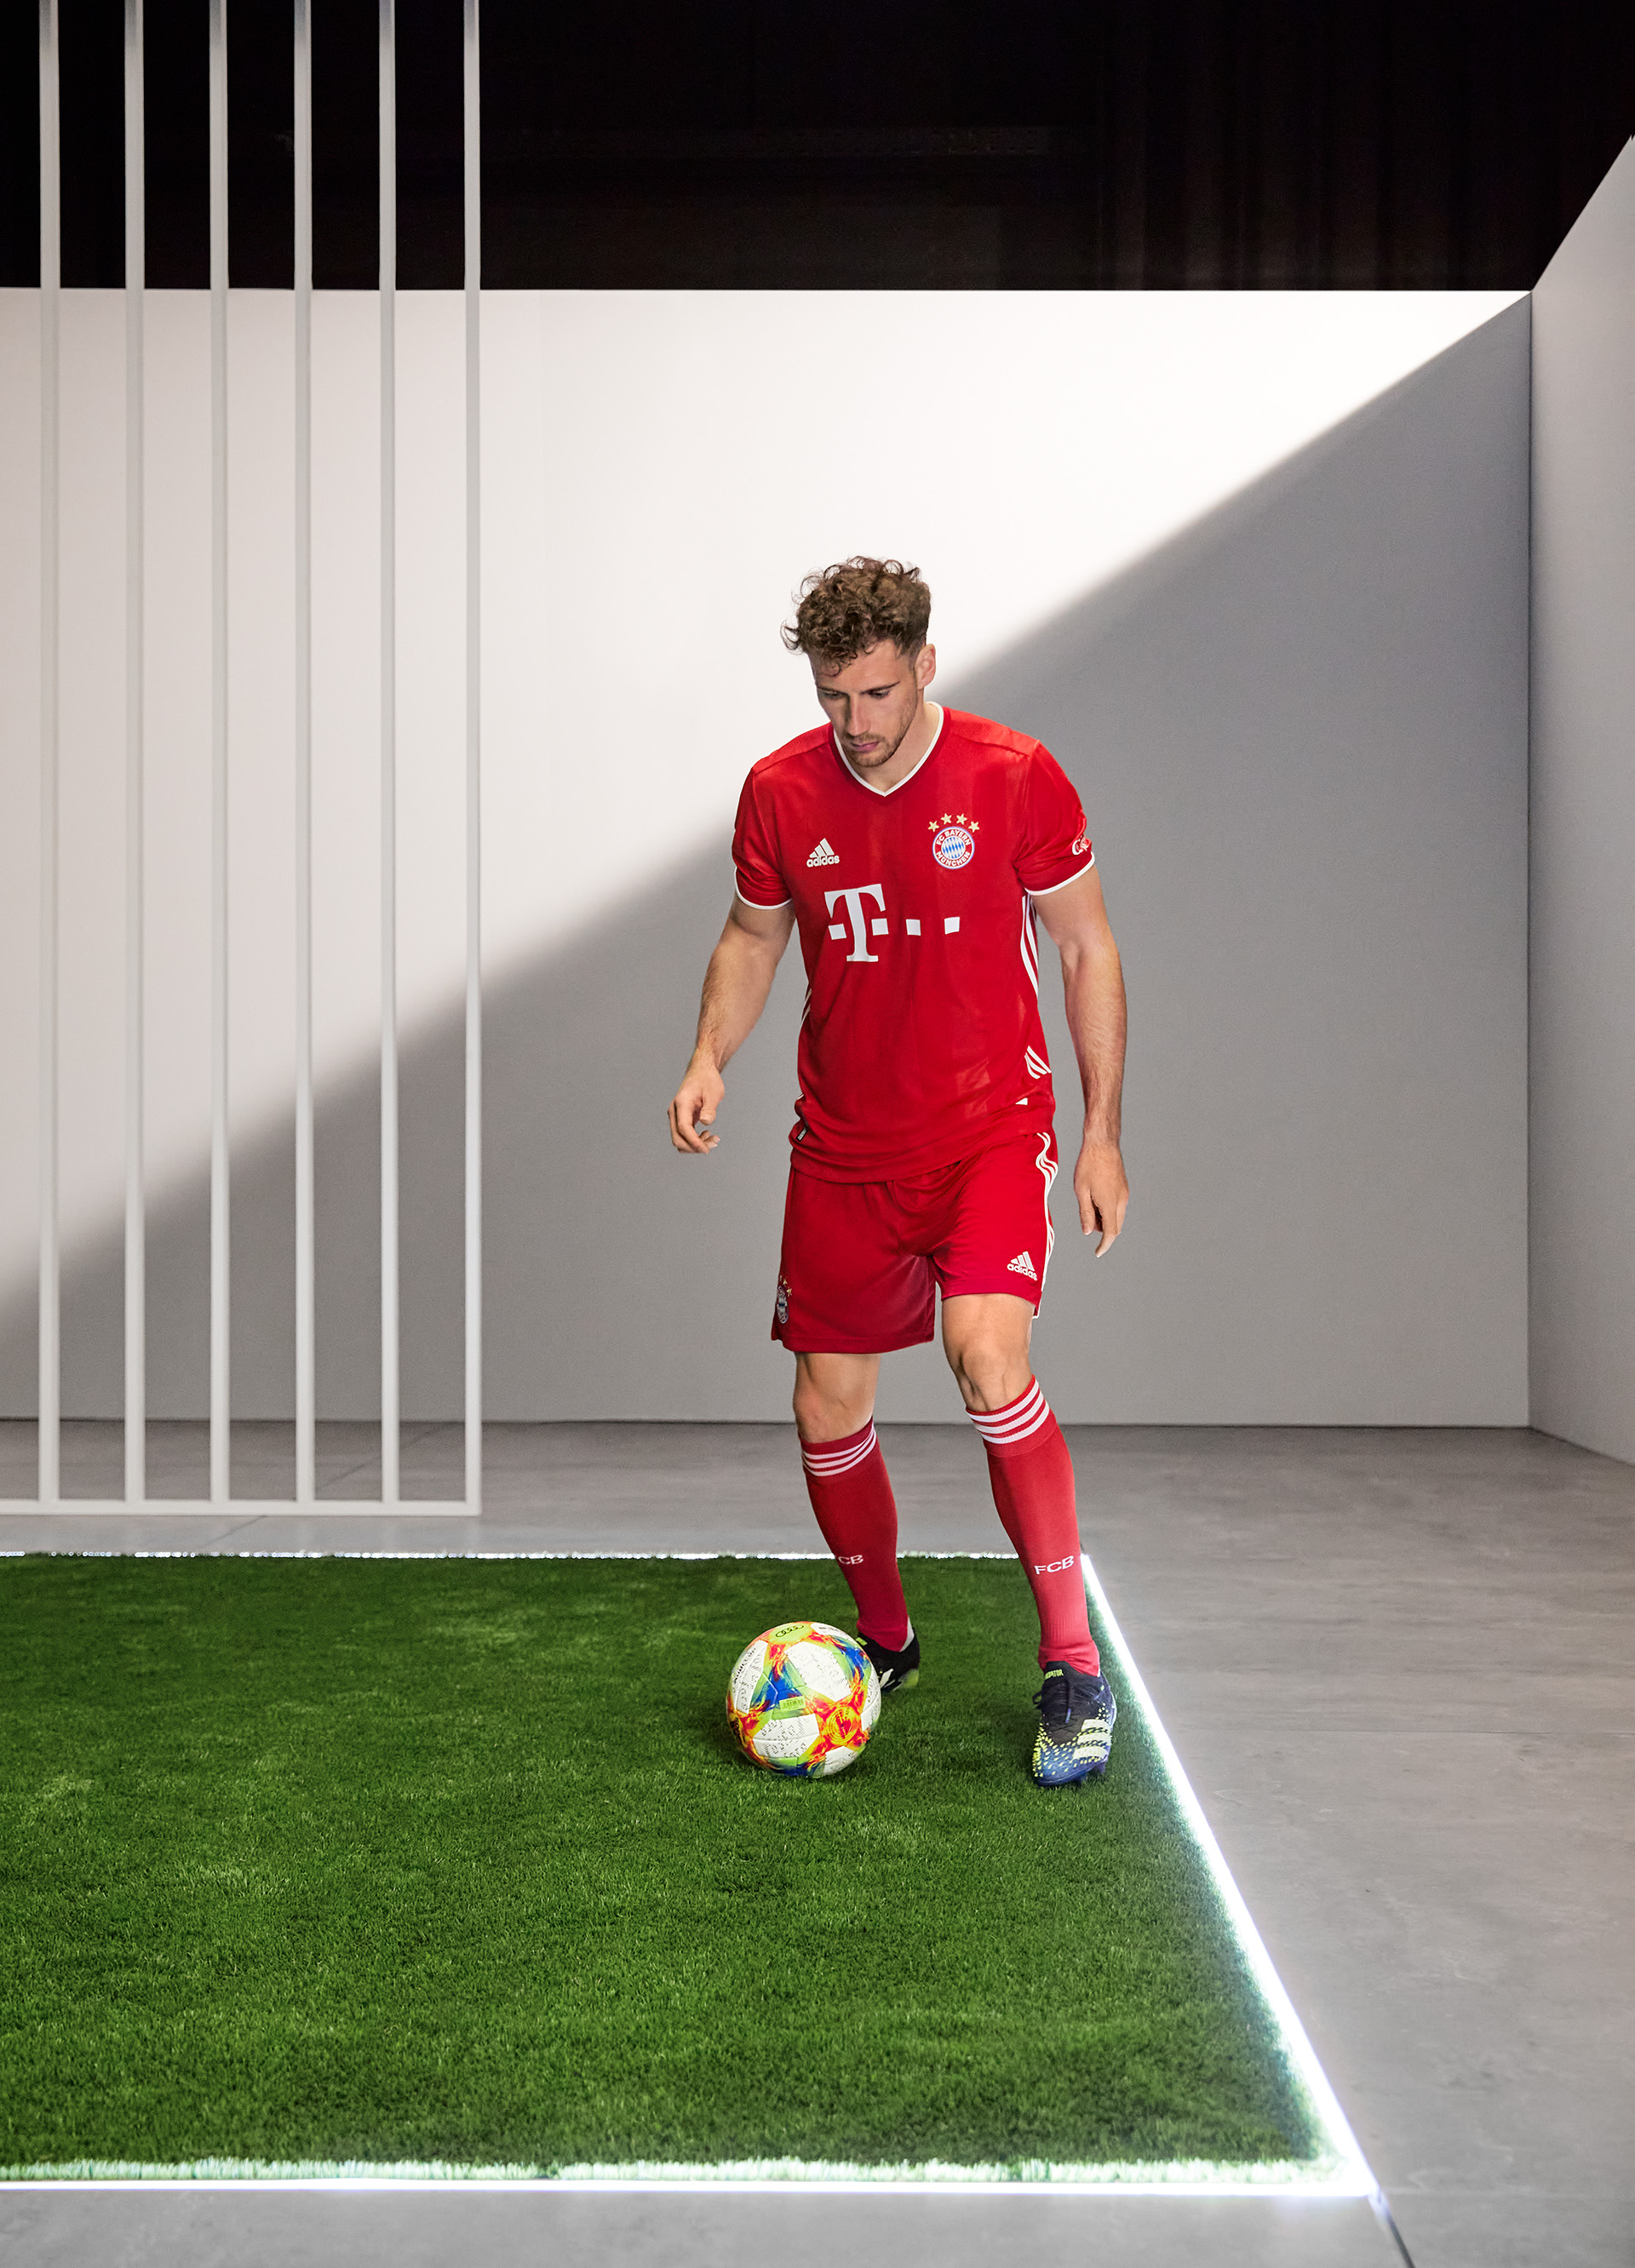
[775,1278,791,1327]
[932,824,976,870]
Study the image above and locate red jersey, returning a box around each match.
[731,706,1093,1182]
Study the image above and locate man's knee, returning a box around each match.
[942,1293,1035,1413]
[946,1332,1034,1414]
[793,1362,874,1444]
[792,1377,834,1440]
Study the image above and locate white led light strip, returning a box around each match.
[3,2156,1347,2195]
[1076,1548,1382,2206]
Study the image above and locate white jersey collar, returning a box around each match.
[831,703,945,798]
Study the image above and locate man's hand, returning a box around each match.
[1075,1135,1129,1255]
[668,1051,726,1154]
[668,897,795,1157]
[1034,868,1128,1259]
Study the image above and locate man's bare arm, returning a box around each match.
[668,896,797,1155]
[1033,865,1130,1254]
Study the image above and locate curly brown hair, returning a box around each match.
[781,558,932,669]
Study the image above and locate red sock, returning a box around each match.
[800,1422,911,1652]
[970,1383,1100,1676]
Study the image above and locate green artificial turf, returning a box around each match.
[0,1553,1322,2177]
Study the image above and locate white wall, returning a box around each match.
[1530,140,1635,1465]
[0,288,1529,1422]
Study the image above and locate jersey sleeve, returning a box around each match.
[731,770,793,908]
[1014,744,1093,895]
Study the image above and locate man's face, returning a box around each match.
[812,640,936,773]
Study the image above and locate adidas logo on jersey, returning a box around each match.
[1007,1251,1038,1281]
[806,838,840,866]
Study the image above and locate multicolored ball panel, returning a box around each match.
[726,1619,883,1777]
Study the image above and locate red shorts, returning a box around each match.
[772,1125,1059,1354]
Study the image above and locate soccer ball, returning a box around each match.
[727,1620,882,1777]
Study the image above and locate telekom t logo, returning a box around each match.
[825,885,886,963]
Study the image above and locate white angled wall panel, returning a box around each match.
[0,287,1529,1424]
[1530,140,1635,1465]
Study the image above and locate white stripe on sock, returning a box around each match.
[802,1430,875,1466]
[801,1423,878,1477]
[968,1382,1043,1433]
[968,1381,1052,1445]
[803,1440,875,1476]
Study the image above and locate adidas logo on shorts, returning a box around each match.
[1007,1251,1038,1280]
[806,838,840,866]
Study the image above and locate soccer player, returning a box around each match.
[668,558,1129,1787]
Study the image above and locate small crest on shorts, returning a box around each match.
[775,1277,791,1326]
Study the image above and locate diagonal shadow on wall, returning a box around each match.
[0,299,1530,1429]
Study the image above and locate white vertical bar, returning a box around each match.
[462,0,482,1515]
[379,0,399,1507]
[209,0,230,1505]
[124,0,146,1505]
[37,0,60,1510]
[293,0,315,1505]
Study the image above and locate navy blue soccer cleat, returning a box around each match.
[1031,1661,1116,1786]
[859,1624,921,1695]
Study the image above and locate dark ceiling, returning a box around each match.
[6,0,1633,290]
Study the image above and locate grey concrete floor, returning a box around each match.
[2,1420,1632,2268]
